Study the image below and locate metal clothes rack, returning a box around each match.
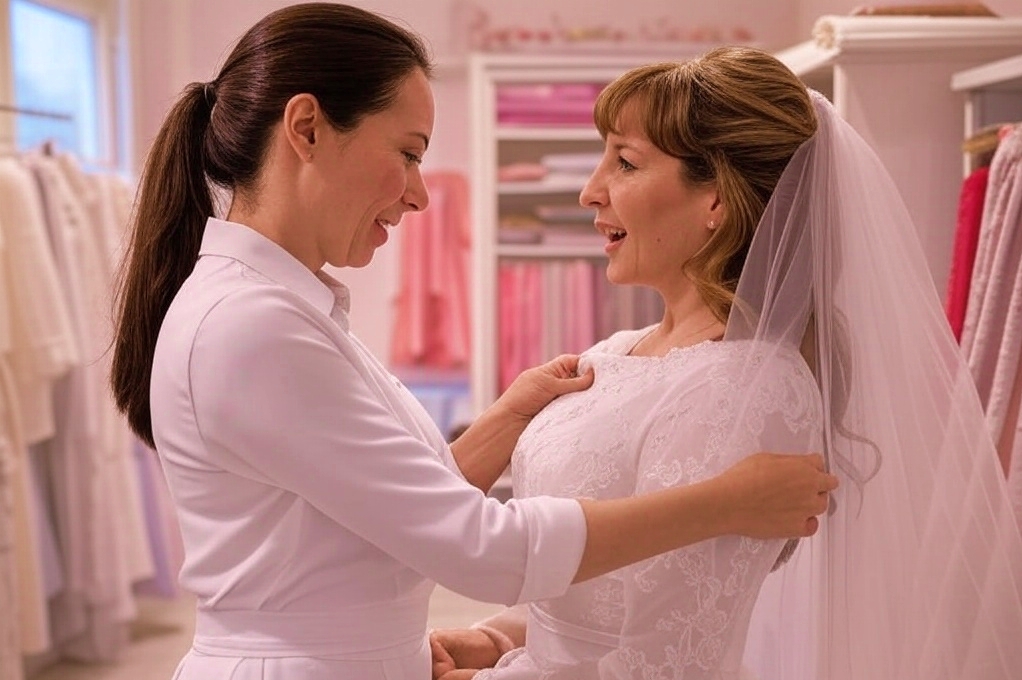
[0,103,73,121]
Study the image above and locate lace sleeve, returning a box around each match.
[597,348,823,679]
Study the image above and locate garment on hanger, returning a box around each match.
[945,165,990,340]
[960,126,1022,507]
[0,142,174,672]
[390,172,472,370]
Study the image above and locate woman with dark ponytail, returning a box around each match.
[110,5,835,679]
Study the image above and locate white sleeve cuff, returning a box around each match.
[509,496,587,604]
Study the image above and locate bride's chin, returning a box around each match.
[604,265,632,286]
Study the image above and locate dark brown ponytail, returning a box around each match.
[111,83,213,447]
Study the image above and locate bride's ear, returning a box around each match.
[706,193,726,231]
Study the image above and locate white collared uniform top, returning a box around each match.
[151,218,586,680]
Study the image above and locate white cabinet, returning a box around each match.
[952,52,1022,172]
[775,15,1022,293]
[468,53,693,415]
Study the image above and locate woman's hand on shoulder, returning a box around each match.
[498,354,594,420]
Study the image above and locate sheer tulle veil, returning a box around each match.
[735,91,1022,679]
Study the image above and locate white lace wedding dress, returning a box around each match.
[477,327,823,680]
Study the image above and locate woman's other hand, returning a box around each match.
[720,453,838,538]
[430,628,500,679]
[498,354,595,420]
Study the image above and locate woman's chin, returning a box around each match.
[348,246,378,269]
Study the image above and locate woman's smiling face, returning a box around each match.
[580,99,719,295]
[311,68,434,269]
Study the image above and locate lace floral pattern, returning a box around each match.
[486,329,823,679]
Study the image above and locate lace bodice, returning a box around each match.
[480,329,824,679]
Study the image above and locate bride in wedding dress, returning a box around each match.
[431,46,1022,680]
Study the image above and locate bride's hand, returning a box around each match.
[497,354,594,420]
[439,671,480,680]
[430,629,501,679]
[719,452,838,539]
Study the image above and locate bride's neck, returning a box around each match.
[631,287,724,356]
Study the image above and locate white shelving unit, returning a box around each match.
[775,15,1022,293]
[469,52,698,418]
[952,52,1022,173]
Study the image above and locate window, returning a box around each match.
[0,0,127,168]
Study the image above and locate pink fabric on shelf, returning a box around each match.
[572,261,596,354]
[524,264,545,377]
[499,265,523,393]
[496,83,603,103]
[390,172,471,370]
[497,163,548,182]
[945,166,990,341]
[498,263,548,392]
[496,83,603,127]
[496,112,596,126]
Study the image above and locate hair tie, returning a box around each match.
[203,81,217,109]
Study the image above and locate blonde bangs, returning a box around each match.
[593,63,685,140]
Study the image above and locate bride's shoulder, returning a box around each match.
[703,340,817,391]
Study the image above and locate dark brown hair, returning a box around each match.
[111,3,432,447]
[593,47,817,322]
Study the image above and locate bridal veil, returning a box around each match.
[735,91,1022,680]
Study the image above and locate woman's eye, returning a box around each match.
[617,156,636,171]
[403,151,423,165]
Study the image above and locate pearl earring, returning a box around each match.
[708,220,717,230]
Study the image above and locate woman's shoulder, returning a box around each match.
[166,261,335,365]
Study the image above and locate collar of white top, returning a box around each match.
[199,217,350,319]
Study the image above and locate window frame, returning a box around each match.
[0,0,129,169]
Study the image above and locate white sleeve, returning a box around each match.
[188,287,586,606]
[595,353,823,679]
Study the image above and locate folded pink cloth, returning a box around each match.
[497,163,548,182]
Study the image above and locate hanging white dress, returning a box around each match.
[0,157,78,656]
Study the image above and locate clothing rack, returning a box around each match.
[0,103,73,121]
